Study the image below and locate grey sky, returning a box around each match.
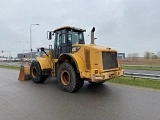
[0,0,160,57]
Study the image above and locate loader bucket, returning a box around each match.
[18,64,31,81]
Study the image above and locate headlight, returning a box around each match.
[72,46,81,52]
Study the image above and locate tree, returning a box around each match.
[151,53,158,59]
[157,51,160,57]
[144,51,159,59]
[127,53,139,59]
[144,51,151,59]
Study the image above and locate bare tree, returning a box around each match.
[144,51,151,59]
[151,53,158,59]
[127,53,139,59]
[127,53,132,58]
[131,53,139,60]
[144,51,159,59]
[157,51,160,57]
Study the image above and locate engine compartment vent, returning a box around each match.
[85,49,91,70]
[102,52,118,70]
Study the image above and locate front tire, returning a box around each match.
[57,62,84,92]
[30,60,48,83]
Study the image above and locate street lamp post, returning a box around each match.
[30,24,39,61]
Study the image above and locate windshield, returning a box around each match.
[68,31,84,44]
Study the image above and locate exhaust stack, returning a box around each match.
[91,27,95,44]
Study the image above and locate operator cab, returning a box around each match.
[48,26,86,58]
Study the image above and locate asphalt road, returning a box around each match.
[1,68,160,120]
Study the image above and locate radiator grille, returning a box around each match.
[102,52,118,70]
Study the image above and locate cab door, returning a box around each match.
[54,30,72,58]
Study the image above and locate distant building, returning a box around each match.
[118,53,125,59]
[17,52,37,59]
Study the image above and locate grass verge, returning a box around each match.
[109,76,160,90]
[123,65,160,71]
[0,65,20,70]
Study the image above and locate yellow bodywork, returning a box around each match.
[36,57,52,70]
[18,43,123,82]
[70,44,124,82]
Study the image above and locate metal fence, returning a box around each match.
[124,72,160,80]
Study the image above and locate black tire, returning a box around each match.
[57,62,84,93]
[30,60,48,83]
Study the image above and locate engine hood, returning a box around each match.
[72,44,117,52]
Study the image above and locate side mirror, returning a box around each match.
[47,31,54,40]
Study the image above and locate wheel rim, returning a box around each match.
[32,67,37,78]
[61,70,70,85]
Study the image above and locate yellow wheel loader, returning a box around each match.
[19,26,124,92]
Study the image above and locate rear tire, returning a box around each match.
[30,60,48,83]
[57,62,84,92]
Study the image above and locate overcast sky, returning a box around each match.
[0,0,160,57]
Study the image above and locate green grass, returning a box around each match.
[109,76,160,90]
[0,65,20,70]
[123,65,160,71]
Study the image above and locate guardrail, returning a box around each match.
[124,72,160,80]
